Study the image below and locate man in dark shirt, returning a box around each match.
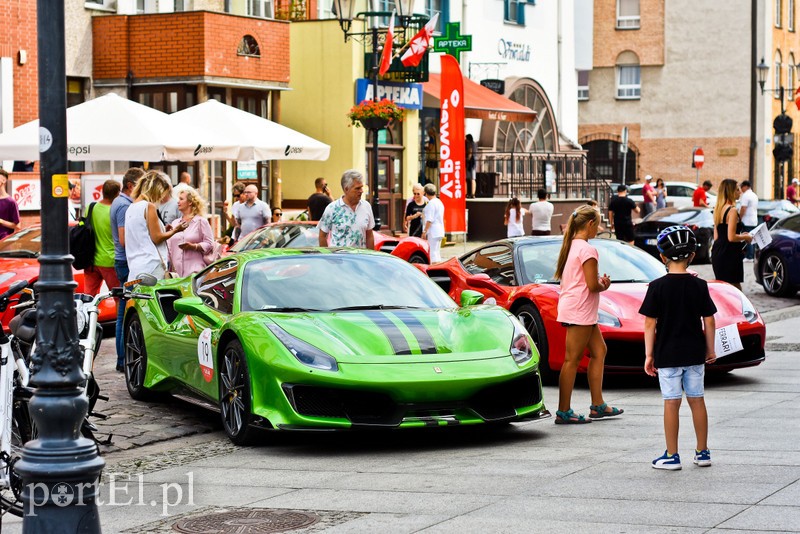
[607,184,639,244]
[307,177,333,221]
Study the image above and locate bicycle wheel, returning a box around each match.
[0,397,35,517]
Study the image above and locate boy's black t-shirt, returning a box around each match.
[607,195,637,227]
[638,274,717,368]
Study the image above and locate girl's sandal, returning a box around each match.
[589,403,624,419]
[554,409,592,425]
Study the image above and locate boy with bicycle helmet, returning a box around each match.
[639,225,718,470]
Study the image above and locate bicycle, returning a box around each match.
[0,278,153,517]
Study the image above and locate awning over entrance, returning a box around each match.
[422,74,538,123]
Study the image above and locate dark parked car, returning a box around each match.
[756,199,799,228]
[754,212,800,297]
[633,207,714,263]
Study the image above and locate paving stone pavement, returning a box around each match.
[85,241,799,461]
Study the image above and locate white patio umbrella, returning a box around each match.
[0,93,178,162]
[164,99,330,162]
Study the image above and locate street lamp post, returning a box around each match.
[15,0,104,531]
[334,0,413,230]
[756,57,797,200]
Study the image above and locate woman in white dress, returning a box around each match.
[504,197,526,238]
[125,171,188,280]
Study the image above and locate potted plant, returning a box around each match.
[346,99,405,129]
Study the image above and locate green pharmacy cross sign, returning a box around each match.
[433,22,472,62]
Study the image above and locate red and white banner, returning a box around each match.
[11,179,41,211]
[438,55,466,233]
[401,13,438,67]
[379,11,395,76]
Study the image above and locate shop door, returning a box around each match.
[377,155,403,232]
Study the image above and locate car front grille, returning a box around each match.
[605,335,765,371]
[281,373,543,426]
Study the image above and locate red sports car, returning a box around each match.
[419,236,765,382]
[0,226,117,332]
[229,221,430,263]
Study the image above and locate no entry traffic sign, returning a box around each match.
[692,147,705,169]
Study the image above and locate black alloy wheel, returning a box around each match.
[515,303,555,384]
[219,339,256,445]
[761,253,795,297]
[124,313,155,401]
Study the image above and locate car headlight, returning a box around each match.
[741,294,759,323]
[266,323,338,371]
[597,309,621,328]
[509,316,533,366]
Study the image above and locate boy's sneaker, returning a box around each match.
[652,451,682,470]
[693,449,712,466]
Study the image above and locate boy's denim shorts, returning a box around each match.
[657,364,705,400]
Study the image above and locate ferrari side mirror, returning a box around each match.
[173,296,222,327]
[460,290,485,307]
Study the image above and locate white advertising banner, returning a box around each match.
[10,179,41,211]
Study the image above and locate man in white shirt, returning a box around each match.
[172,171,193,200]
[739,180,758,262]
[318,169,375,249]
[529,188,554,235]
[422,183,445,262]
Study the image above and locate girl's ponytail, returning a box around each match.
[554,205,599,280]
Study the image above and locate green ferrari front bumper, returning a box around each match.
[249,355,548,430]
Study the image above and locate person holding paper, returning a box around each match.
[739,180,758,262]
[711,179,752,291]
[640,225,717,470]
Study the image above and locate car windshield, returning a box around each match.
[517,239,665,285]
[240,253,456,312]
[231,225,318,251]
[0,227,41,258]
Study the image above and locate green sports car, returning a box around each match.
[123,248,548,444]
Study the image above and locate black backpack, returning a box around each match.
[70,202,97,271]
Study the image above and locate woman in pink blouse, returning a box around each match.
[167,187,215,277]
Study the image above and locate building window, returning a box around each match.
[505,0,523,25]
[83,0,115,10]
[136,0,145,14]
[775,50,782,99]
[318,0,334,19]
[777,0,783,27]
[425,0,444,32]
[247,0,273,18]
[616,0,640,29]
[790,0,795,30]
[237,35,261,57]
[577,70,590,100]
[616,52,641,99]
[789,54,796,98]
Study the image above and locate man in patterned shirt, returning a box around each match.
[318,169,375,249]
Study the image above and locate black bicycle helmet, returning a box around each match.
[656,225,697,260]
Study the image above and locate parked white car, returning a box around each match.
[626,181,716,209]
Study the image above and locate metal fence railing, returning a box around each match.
[421,151,613,211]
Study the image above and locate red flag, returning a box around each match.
[400,13,439,67]
[438,55,466,234]
[379,11,395,76]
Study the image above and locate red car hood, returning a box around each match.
[0,257,41,286]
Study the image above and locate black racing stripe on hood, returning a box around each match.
[391,310,437,354]
[367,312,411,355]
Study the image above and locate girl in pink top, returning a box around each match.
[167,188,215,278]
[553,205,622,424]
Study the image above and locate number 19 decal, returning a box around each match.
[197,328,214,382]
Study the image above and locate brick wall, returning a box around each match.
[579,123,749,186]
[92,12,290,84]
[0,0,39,126]
[593,0,664,67]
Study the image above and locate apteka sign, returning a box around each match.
[355,79,423,110]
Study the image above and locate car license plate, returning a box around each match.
[645,239,657,246]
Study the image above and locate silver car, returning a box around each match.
[626,181,717,208]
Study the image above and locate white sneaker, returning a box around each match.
[743,258,754,263]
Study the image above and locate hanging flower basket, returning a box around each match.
[347,99,405,129]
